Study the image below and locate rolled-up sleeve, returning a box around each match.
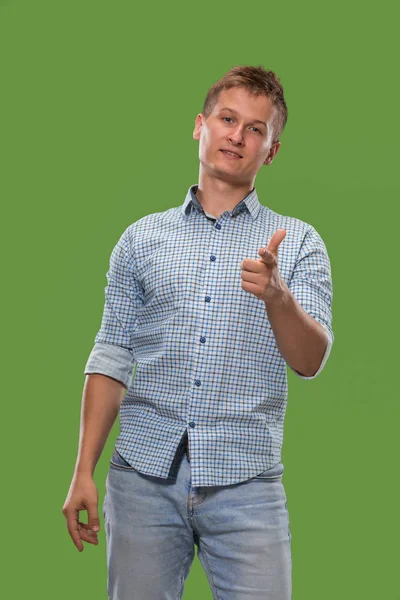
[84,225,142,389]
[288,225,334,380]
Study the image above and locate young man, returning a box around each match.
[62,65,334,600]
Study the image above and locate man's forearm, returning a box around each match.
[264,280,329,377]
[74,374,126,476]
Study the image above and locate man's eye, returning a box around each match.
[223,117,261,133]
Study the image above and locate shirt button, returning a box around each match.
[189,421,196,428]
[210,255,216,261]
[195,380,201,387]
[216,223,221,230]
[200,337,206,343]
[205,296,211,302]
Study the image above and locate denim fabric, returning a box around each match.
[102,445,292,599]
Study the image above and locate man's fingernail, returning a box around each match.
[93,525,99,532]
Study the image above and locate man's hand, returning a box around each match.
[62,474,101,552]
[240,229,287,303]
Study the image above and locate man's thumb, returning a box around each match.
[88,504,100,532]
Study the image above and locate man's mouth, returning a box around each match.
[220,149,242,159]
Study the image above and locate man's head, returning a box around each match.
[193,65,288,187]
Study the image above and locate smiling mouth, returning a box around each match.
[220,150,242,159]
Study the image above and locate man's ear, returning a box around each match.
[263,141,281,166]
[193,114,203,140]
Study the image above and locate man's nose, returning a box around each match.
[228,129,244,144]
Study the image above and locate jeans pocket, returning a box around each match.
[109,448,137,471]
[254,462,284,480]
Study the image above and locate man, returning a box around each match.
[62,65,334,600]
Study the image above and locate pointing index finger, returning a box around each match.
[266,228,286,255]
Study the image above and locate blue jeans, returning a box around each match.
[103,440,292,599]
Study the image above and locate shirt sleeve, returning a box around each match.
[287,224,334,380]
[84,225,142,389]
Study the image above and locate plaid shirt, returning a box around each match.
[84,184,334,486]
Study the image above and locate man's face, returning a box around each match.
[193,86,280,185]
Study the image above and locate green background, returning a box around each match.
[1,0,398,598]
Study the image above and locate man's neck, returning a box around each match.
[195,177,254,219]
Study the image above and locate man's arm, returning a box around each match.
[264,281,330,378]
[84,223,141,387]
[241,224,334,379]
[74,373,126,476]
[63,224,141,552]
[62,373,126,552]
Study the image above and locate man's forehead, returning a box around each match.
[214,88,275,121]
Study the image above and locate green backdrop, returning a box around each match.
[1,0,398,598]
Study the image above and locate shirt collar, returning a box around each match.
[181,184,262,221]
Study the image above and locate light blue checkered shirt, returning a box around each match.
[84,184,334,486]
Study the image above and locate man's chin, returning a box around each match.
[202,160,239,176]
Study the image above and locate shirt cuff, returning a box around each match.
[288,327,333,380]
[84,342,135,389]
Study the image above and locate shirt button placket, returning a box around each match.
[191,219,222,467]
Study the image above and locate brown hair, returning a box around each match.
[202,65,288,144]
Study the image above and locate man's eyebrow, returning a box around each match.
[218,107,267,127]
